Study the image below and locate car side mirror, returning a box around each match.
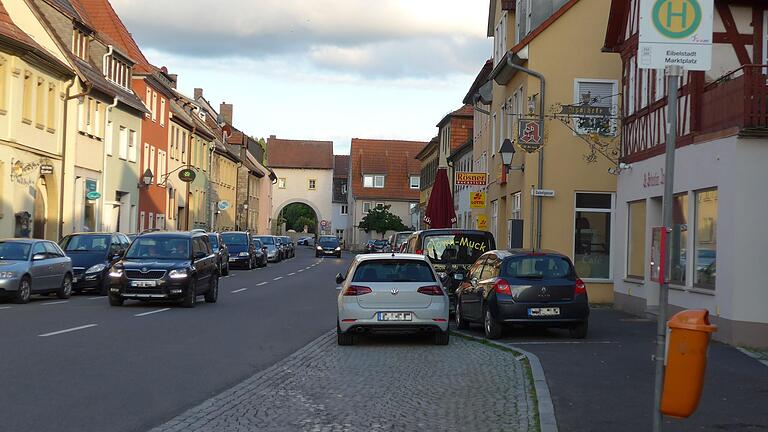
[335,273,345,285]
[32,253,47,261]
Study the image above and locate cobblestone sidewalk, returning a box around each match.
[149,331,537,432]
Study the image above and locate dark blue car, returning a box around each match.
[59,233,130,295]
[220,232,257,269]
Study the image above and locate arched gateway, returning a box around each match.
[267,136,335,235]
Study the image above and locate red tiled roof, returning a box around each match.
[350,139,426,201]
[75,0,153,73]
[267,137,334,169]
[0,1,47,53]
[436,104,473,128]
[334,155,350,178]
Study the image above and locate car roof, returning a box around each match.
[355,253,429,263]
[67,232,117,236]
[137,231,196,239]
[0,238,39,244]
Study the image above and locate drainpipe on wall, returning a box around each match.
[100,95,120,232]
[58,78,92,240]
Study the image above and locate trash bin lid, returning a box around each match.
[667,309,718,333]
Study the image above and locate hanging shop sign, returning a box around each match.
[470,192,486,209]
[455,172,488,186]
[178,168,196,183]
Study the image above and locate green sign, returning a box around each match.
[652,0,702,39]
[86,191,102,200]
[178,168,196,183]
[86,179,97,193]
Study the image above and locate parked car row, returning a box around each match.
[335,228,590,345]
[0,230,297,305]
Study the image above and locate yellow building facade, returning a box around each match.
[482,0,621,302]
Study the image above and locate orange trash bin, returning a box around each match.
[660,309,718,418]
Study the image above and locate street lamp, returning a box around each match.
[139,169,154,188]
[499,139,523,172]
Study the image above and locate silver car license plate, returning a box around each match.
[131,280,157,288]
[528,307,560,317]
[377,312,412,321]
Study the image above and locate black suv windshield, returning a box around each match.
[60,235,110,252]
[423,233,492,265]
[126,237,190,260]
[221,233,248,246]
[0,242,31,260]
[503,255,575,280]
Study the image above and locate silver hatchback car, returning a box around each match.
[336,253,449,345]
[0,239,74,303]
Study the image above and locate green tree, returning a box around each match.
[358,205,408,238]
[281,203,317,233]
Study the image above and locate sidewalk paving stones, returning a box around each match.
[149,330,538,432]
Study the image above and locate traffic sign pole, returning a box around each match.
[653,64,682,432]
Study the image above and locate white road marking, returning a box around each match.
[134,308,171,317]
[287,272,296,276]
[297,269,304,272]
[257,282,268,286]
[273,277,283,281]
[87,296,103,300]
[305,267,312,270]
[40,301,69,306]
[39,324,97,337]
[231,288,248,293]
[506,341,617,345]
[0,306,11,310]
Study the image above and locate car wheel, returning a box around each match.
[336,321,355,345]
[14,277,31,304]
[455,299,469,330]
[182,280,196,308]
[57,274,73,299]
[109,295,124,306]
[569,321,588,339]
[484,307,503,340]
[204,275,219,303]
[433,331,450,345]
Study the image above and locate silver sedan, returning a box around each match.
[0,239,73,303]
[335,253,449,345]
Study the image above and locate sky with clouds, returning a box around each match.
[111,0,491,154]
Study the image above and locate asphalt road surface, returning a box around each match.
[0,246,350,432]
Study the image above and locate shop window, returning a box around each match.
[627,200,646,279]
[694,189,717,289]
[574,193,613,280]
[668,193,689,286]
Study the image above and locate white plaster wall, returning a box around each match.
[271,168,333,229]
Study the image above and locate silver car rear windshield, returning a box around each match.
[353,260,435,283]
[0,242,31,260]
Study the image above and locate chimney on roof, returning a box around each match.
[168,74,178,89]
[194,88,203,100]
[269,135,276,140]
[220,102,233,124]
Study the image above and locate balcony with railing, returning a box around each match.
[700,65,768,136]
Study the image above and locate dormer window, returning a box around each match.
[72,29,89,60]
[103,54,131,89]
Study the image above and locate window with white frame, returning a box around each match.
[494,11,508,66]
[574,79,618,136]
[308,179,316,190]
[157,150,167,186]
[118,126,128,160]
[409,176,420,189]
[341,205,348,215]
[72,29,89,60]
[363,174,385,188]
[511,192,522,219]
[128,129,137,162]
[363,202,372,213]
[143,143,150,173]
[574,193,614,280]
[491,112,497,156]
[149,146,156,177]
[627,56,636,116]
[491,200,499,240]
[148,212,154,230]
[104,54,131,89]
[160,98,166,126]
[515,0,532,44]
[139,211,145,232]
[151,92,157,122]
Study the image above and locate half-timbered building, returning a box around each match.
[604,0,768,348]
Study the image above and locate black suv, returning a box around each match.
[403,229,496,313]
[207,232,230,276]
[59,232,130,295]
[220,231,257,269]
[107,231,219,308]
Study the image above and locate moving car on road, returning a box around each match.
[59,232,130,295]
[455,250,589,339]
[207,232,230,276]
[297,236,314,246]
[107,231,219,308]
[255,235,280,263]
[403,229,496,313]
[316,236,342,258]
[250,238,269,267]
[220,232,256,270]
[0,239,73,303]
[335,253,449,345]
